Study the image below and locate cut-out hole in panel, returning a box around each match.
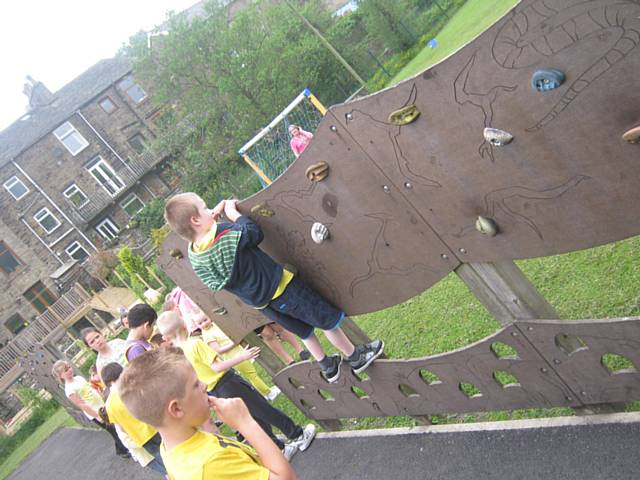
[351,385,369,399]
[300,398,316,410]
[288,378,305,390]
[398,383,420,398]
[601,353,637,375]
[459,382,482,398]
[555,334,588,357]
[493,370,521,388]
[490,342,519,360]
[353,370,370,382]
[318,389,335,401]
[419,369,441,385]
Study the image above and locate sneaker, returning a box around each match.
[292,423,317,452]
[299,350,311,361]
[282,443,299,461]
[265,386,281,402]
[320,354,342,383]
[348,340,384,374]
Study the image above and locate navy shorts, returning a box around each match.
[260,276,344,339]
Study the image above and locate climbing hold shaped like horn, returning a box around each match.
[531,69,565,92]
[388,104,420,125]
[311,222,330,244]
[251,203,275,217]
[212,306,227,316]
[475,216,499,237]
[484,128,513,146]
[622,126,640,143]
[305,162,330,182]
[169,248,184,259]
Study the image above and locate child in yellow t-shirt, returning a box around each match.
[157,311,315,460]
[192,310,280,401]
[118,346,298,480]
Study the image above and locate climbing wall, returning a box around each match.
[157,0,640,420]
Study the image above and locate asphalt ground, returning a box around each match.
[9,413,640,480]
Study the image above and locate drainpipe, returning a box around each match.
[12,160,98,252]
[76,110,156,198]
[20,217,63,265]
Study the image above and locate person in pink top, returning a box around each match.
[288,124,313,158]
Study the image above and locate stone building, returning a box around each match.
[0,57,175,400]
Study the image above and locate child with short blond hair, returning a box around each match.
[157,311,315,460]
[164,193,383,383]
[119,347,298,480]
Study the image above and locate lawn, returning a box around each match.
[0,409,77,480]
[389,0,520,85]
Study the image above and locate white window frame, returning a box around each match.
[63,183,89,208]
[120,193,145,217]
[53,121,89,156]
[34,207,61,234]
[118,76,147,104]
[96,218,120,241]
[65,241,89,262]
[3,176,29,200]
[87,157,125,197]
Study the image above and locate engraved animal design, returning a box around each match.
[349,212,437,297]
[453,175,590,239]
[344,84,442,188]
[492,0,640,131]
[453,51,517,162]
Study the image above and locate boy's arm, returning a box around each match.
[210,397,297,480]
[207,340,236,354]
[210,346,260,373]
[224,200,264,246]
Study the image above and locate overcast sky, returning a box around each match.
[0,0,198,131]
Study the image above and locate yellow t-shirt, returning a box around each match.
[192,224,218,253]
[162,430,269,480]
[180,337,225,391]
[106,389,157,447]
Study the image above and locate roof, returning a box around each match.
[0,56,132,167]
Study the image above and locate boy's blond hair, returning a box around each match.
[164,192,202,241]
[51,359,71,382]
[118,347,189,427]
[157,311,187,338]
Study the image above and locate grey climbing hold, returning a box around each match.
[531,69,565,92]
[475,216,499,236]
[311,222,330,244]
[484,128,513,146]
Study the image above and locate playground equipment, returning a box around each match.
[158,0,640,429]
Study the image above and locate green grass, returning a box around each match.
[0,409,77,480]
[389,0,520,85]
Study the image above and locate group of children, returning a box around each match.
[52,192,384,479]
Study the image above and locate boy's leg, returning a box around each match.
[259,324,295,365]
[211,371,302,448]
[324,328,355,357]
[270,323,309,359]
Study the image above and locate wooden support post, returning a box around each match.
[147,266,167,291]
[455,260,559,326]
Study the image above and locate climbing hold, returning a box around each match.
[251,203,275,217]
[311,223,330,244]
[212,306,227,316]
[531,69,565,92]
[305,162,330,182]
[169,248,184,259]
[330,125,338,132]
[475,216,499,236]
[622,126,640,143]
[484,128,513,146]
[388,104,420,125]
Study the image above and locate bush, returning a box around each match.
[131,198,166,235]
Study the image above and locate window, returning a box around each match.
[65,241,89,262]
[96,218,120,241]
[120,193,144,217]
[87,157,125,196]
[5,313,26,335]
[53,121,89,156]
[0,242,21,274]
[127,133,147,154]
[118,76,147,103]
[24,281,57,314]
[99,97,117,114]
[34,207,61,234]
[3,176,29,200]
[63,183,89,208]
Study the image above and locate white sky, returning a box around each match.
[0,0,198,131]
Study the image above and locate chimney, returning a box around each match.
[23,75,55,110]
